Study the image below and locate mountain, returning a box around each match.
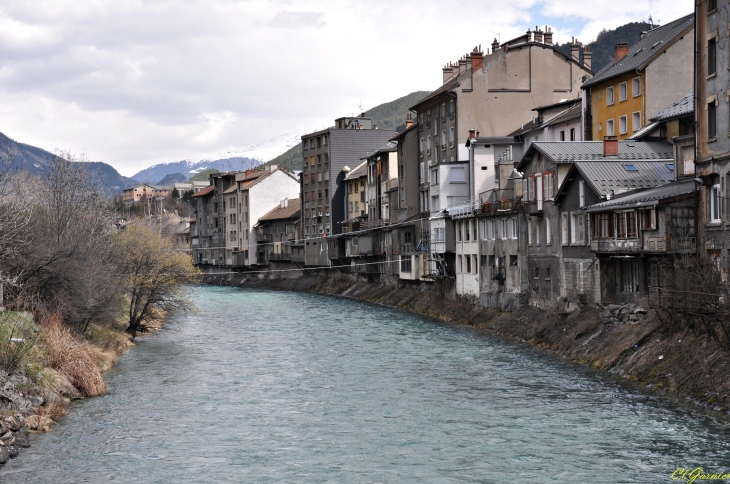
[555,21,654,73]
[188,168,220,182]
[157,173,188,185]
[263,91,430,172]
[0,131,137,191]
[131,157,259,184]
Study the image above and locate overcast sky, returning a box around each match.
[0,0,691,176]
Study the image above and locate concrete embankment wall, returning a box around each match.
[202,268,730,416]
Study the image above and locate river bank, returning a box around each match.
[205,271,730,416]
[0,311,137,465]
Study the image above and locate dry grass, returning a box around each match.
[41,312,107,397]
[25,414,55,432]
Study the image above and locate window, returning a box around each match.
[606,119,615,136]
[486,219,495,240]
[708,101,717,139]
[619,82,627,102]
[641,209,656,230]
[450,167,465,183]
[449,127,454,147]
[419,138,424,157]
[570,128,575,141]
[560,131,565,141]
[709,0,717,12]
[449,100,455,119]
[708,37,717,76]
[622,163,638,172]
[465,220,470,241]
[535,219,541,245]
[528,221,533,245]
[682,146,695,175]
[545,267,551,280]
[620,260,640,293]
[431,167,439,185]
[632,77,641,97]
[419,162,424,182]
[509,219,517,239]
[510,255,518,266]
[571,213,585,244]
[711,184,722,222]
[457,221,462,241]
[578,181,585,208]
[427,135,431,155]
[466,255,472,274]
[546,217,552,245]
[543,172,554,200]
[594,213,613,238]
[606,86,614,105]
[400,255,412,274]
[619,115,628,135]
[561,213,569,245]
[534,267,539,279]
[441,130,446,150]
[632,112,641,132]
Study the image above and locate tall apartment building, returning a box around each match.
[301,115,395,266]
[696,0,730,280]
[411,30,593,277]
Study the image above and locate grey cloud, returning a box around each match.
[267,11,326,29]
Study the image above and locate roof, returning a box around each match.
[573,160,675,198]
[345,161,367,181]
[258,198,301,222]
[543,102,582,127]
[410,78,458,109]
[389,122,418,141]
[649,90,694,122]
[190,184,214,197]
[582,13,694,89]
[508,118,542,137]
[584,179,695,212]
[517,140,673,169]
[627,121,661,140]
[532,98,581,112]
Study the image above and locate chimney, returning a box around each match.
[269,164,278,172]
[614,42,629,62]
[465,52,472,71]
[471,46,483,70]
[571,38,580,62]
[458,57,467,74]
[443,63,454,84]
[491,38,500,52]
[534,26,543,43]
[245,169,254,177]
[543,26,553,45]
[640,31,648,39]
[583,45,592,70]
[405,112,414,129]
[526,29,533,42]
[468,129,476,139]
[603,136,618,156]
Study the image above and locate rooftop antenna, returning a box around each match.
[490,30,500,43]
[648,15,655,29]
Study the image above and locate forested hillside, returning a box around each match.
[556,21,654,73]
[264,91,430,172]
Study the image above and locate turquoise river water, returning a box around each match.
[3,286,730,483]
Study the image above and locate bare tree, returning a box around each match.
[5,152,124,328]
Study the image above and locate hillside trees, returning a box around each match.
[114,224,201,337]
[5,153,125,327]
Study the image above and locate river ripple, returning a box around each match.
[3,286,730,483]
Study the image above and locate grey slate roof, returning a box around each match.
[543,102,582,127]
[345,160,367,180]
[584,179,695,212]
[649,90,694,122]
[410,78,458,109]
[518,141,673,168]
[582,13,694,89]
[574,160,675,198]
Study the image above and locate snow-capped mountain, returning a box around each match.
[131,132,302,183]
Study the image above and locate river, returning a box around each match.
[3,286,730,482]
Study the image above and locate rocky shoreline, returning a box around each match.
[204,271,730,417]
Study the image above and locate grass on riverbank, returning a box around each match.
[0,309,137,431]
